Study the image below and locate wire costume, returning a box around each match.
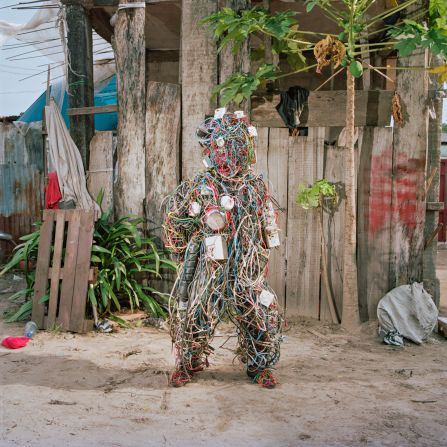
[163,111,283,387]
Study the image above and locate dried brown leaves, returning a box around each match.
[314,36,346,74]
[392,92,404,128]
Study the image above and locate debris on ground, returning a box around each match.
[1,336,30,349]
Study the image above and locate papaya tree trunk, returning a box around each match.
[341,71,360,328]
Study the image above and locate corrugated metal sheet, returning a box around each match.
[0,122,43,261]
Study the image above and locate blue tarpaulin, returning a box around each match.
[16,75,117,131]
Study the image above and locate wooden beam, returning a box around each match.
[91,0,179,6]
[112,0,146,217]
[67,105,117,116]
[66,1,95,170]
[390,15,429,288]
[356,127,394,321]
[180,0,218,179]
[89,7,114,42]
[251,90,393,128]
[145,81,181,239]
[423,70,443,306]
[87,131,114,213]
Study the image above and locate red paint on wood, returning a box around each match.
[367,147,392,235]
[393,155,426,231]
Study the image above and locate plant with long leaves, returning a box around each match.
[89,205,176,319]
[1,195,176,323]
[0,225,44,322]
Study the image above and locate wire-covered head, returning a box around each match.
[196,111,257,178]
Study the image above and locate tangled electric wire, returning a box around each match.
[164,111,283,387]
[197,113,256,178]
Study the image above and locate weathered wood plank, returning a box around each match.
[48,267,97,283]
[266,128,288,309]
[181,0,218,179]
[32,210,55,328]
[218,0,250,112]
[46,212,66,328]
[88,131,114,212]
[145,81,181,239]
[254,127,269,179]
[67,105,117,116]
[57,211,81,330]
[390,47,428,287]
[286,127,325,318]
[357,127,393,321]
[69,211,95,332]
[320,143,344,322]
[423,63,443,306]
[113,0,146,217]
[251,90,393,128]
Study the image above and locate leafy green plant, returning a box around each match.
[0,225,42,322]
[203,0,447,105]
[89,205,176,318]
[296,179,338,210]
[212,63,277,105]
[297,179,340,324]
[1,198,176,323]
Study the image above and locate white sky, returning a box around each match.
[0,3,445,121]
[0,5,54,116]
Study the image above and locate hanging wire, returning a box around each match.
[16,24,56,35]
[5,43,62,59]
[19,62,64,81]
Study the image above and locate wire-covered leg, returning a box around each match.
[233,286,283,388]
[169,244,226,386]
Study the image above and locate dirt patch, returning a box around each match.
[1,273,447,447]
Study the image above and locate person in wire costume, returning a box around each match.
[163,110,283,388]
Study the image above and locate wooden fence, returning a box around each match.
[254,126,395,321]
[89,84,405,322]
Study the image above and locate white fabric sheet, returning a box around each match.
[45,98,100,214]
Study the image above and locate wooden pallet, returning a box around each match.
[32,209,95,333]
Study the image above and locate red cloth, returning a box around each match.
[1,336,30,349]
[44,171,62,209]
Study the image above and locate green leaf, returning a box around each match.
[92,245,112,254]
[349,60,363,78]
[108,313,131,328]
[287,52,306,71]
[430,0,447,19]
[95,189,104,209]
[5,300,33,322]
[88,285,97,307]
[305,0,318,13]
[338,31,347,42]
[90,254,101,263]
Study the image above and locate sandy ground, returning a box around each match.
[1,256,447,447]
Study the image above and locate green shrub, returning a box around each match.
[89,206,176,318]
[1,200,176,323]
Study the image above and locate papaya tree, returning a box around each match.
[203,0,447,328]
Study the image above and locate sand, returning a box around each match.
[1,271,447,447]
